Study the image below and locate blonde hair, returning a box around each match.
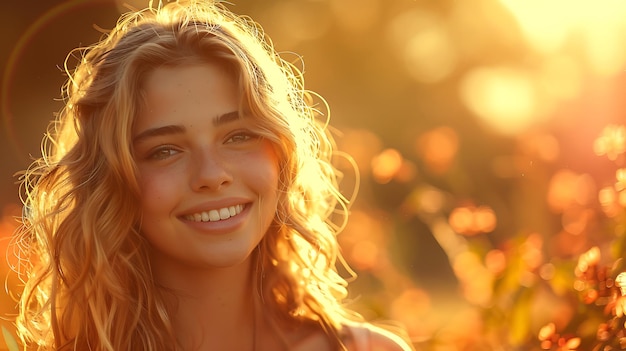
[14,0,359,350]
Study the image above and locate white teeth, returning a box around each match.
[209,210,220,221]
[219,208,230,220]
[185,205,244,222]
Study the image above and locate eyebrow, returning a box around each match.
[133,111,241,144]
[212,111,241,127]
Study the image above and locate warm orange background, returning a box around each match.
[3,0,626,350]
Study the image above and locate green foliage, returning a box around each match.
[2,326,18,351]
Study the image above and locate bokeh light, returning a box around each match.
[371,148,417,184]
[593,125,626,161]
[415,126,459,174]
[452,251,494,306]
[387,10,457,84]
[448,205,497,236]
[460,66,540,136]
[547,170,596,213]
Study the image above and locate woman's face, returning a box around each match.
[132,62,279,278]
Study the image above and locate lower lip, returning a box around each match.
[179,205,250,234]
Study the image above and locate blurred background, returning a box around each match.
[2,0,626,350]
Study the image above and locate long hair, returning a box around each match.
[13,1,359,350]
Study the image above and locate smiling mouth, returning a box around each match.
[184,204,245,222]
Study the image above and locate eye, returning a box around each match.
[148,146,180,160]
[225,131,257,144]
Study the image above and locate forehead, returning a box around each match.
[134,63,240,130]
[143,63,234,94]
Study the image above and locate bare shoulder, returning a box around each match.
[368,324,414,351]
[345,323,415,351]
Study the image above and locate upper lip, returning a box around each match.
[178,198,251,216]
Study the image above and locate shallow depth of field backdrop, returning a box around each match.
[2,0,626,350]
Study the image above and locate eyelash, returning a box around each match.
[226,130,258,143]
[147,145,180,160]
[144,130,260,161]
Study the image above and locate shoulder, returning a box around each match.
[344,323,415,351]
[369,326,414,351]
[366,324,414,351]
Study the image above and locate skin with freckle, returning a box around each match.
[134,63,280,270]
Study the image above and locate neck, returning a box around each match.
[153,253,258,350]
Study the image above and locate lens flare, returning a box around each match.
[2,0,112,160]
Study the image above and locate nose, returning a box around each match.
[190,149,233,191]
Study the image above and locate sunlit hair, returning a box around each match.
[13,0,360,350]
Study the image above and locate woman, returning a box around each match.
[13,1,414,350]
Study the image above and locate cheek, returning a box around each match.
[241,144,280,207]
[255,145,280,192]
[138,169,179,214]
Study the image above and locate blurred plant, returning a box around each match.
[369,123,626,350]
[594,125,626,162]
[507,124,626,350]
[1,325,18,351]
[481,124,626,351]
[531,245,626,351]
[538,323,581,351]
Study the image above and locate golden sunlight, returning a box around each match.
[499,0,586,54]
[460,66,538,136]
[499,0,626,76]
[537,55,582,103]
